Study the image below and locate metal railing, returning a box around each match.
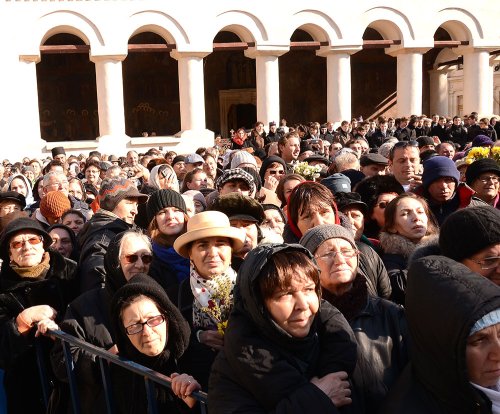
[36,329,208,414]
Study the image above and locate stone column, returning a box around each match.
[387,48,428,116]
[91,55,128,154]
[244,48,288,129]
[429,68,451,116]
[18,55,44,156]
[458,48,493,115]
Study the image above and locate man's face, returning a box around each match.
[270,125,277,133]
[438,118,446,126]
[54,154,66,164]
[112,198,139,224]
[280,137,300,162]
[127,152,139,167]
[44,174,69,197]
[437,143,455,159]
[380,123,388,132]
[173,162,186,180]
[341,123,349,132]
[427,177,456,203]
[432,115,440,122]
[230,219,258,258]
[400,120,408,128]
[219,180,251,197]
[327,122,334,131]
[389,146,420,185]
[361,163,386,178]
[0,201,22,218]
[453,117,462,126]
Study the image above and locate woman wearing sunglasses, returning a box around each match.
[146,189,190,307]
[0,217,79,413]
[50,229,153,413]
[111,273,201,413]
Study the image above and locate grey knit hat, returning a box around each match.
[146,189,187,223]
[439,206,500,262]
[99,178,148,212]
[300,224,356,254]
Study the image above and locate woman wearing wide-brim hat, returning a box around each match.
[173,210,244,388]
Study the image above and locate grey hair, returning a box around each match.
[117,229,153,260]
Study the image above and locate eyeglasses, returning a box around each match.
[389,140,419,158]
[375,201,390,209]
[316,249,359,262]
[122,253,153,265]
[478,175,499,184]
[125,315,165,335]
[10,236,43,249]
[269,169,285,175]
[469,256,500,270]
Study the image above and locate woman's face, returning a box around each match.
[85,166,100,184]
[62,213,85,235]
[264,163,286,182]
[23,171,35,183]
[187,172,208,191]
[10,178,27,197]
[189,237,232,279]
[390,197,428,242]
[158,171,177,190]
[466,322,500,387]
[9,231,45,267]
[121,297,167,357]
[155,207,185,237]
[203,156,217,179]
[37,179,45,200]
[68,180,84,200]
[297,202,336,235]
[49,228,73,258]
[371,192,398,228]
[30,162,41,176]
[283,179,301,204]
[265,269,319,338]
[119,236,152,281]
[262,209,285,236]
[344,208,365,240]
[315,238,358,295]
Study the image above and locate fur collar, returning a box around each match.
[379,232,439,260]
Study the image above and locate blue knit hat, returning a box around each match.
[422,156,460,190]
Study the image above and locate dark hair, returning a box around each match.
[288,182,338,228]
[382,193,438,236]
[276,173,305,206]
[258,250,321,301]
[84,160,101,172]
[61,208,87,223]
[180,167,205,193]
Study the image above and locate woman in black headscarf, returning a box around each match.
[208,243,359,413]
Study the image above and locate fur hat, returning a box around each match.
[300,224,357,254]
[334,192,368,215]
[422,156,460,190]
[465,158,500,186]
[439,206,500,262]
[99,179,148,212]
[40,191,71,220]
[0,191,26,209]
[51,146,66,157]
[146,189,187,223]
[210,193,265,224]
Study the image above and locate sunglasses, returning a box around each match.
[269,169,285,175]
[389,140,419,158]
[122,253,153,265]
[375,201,390,209]
[10,236,43,249]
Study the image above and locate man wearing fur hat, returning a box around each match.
[415,156,486,225]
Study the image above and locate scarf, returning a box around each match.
[152,242,189,283]
[189,265,237,330]
[10,252,50,279]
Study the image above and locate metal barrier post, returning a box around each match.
[98,356,116,414]
[62,341,82,414]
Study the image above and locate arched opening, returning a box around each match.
[123,32,179,137]
[279,29,326,124]
[351,27,397,120]
[37,33,98,142]
[204,30,256,137]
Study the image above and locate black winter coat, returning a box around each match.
[382,256,500,413]
[0,250,78,414]
[208,244,359,413]
[77,210,132,292]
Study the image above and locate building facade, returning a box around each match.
[0,0,499,160]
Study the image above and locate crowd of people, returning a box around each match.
[0,110,500,414]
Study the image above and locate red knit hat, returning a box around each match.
[40,191,71,220]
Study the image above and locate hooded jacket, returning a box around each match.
[50,231,133,414]
[208,243,358,413]
[382,256,500,413]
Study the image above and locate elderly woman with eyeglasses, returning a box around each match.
[0,218,78,414]
[111,274,200,414]
[50,229,154,413]
[300,224,409,412]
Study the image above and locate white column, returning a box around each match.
[461,48,492,115]
[429,68,450,116]
[18,56,43,149]
[171,51,208,132]
[244,48,287,129]
[395,50,424,116]
[326,52,352,123]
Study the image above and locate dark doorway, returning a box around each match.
[228,103,256,131]
[37,33,99,142]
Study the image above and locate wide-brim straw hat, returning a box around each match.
[173,211,246,258]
